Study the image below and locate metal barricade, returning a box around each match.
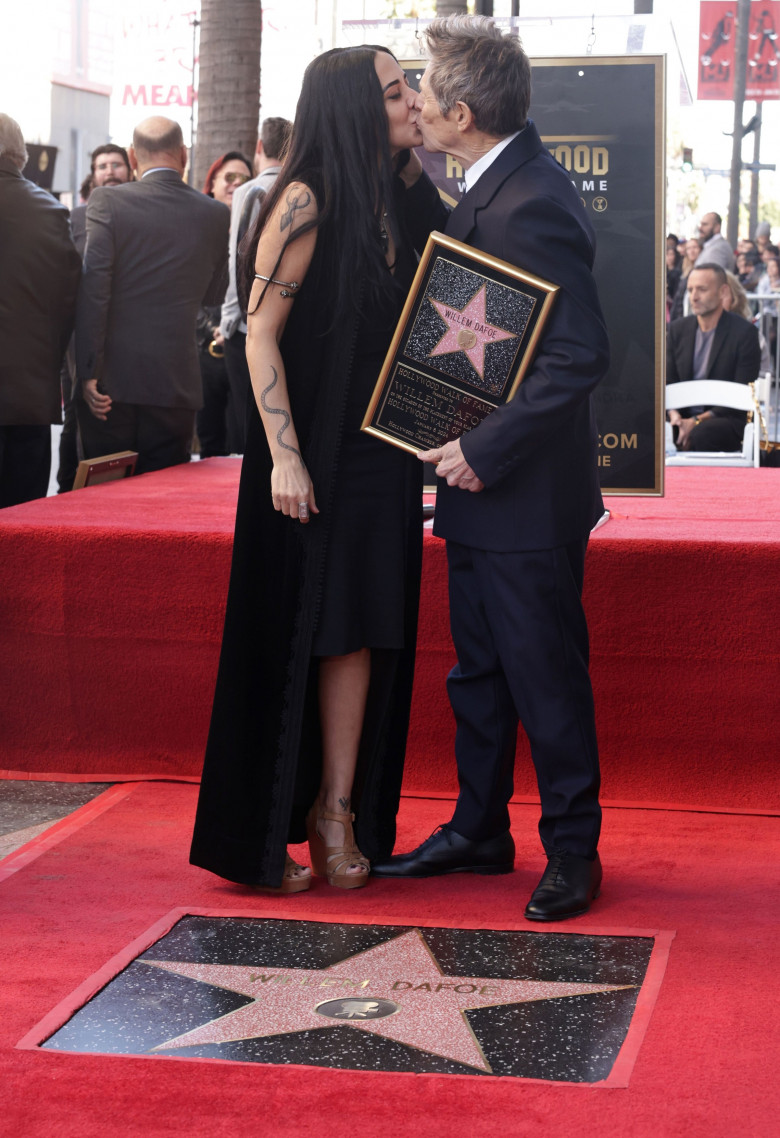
[746,292,780,441]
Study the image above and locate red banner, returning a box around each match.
[698,1,780,100]
[746,1,780,97]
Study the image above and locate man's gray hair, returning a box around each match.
[422,15,531,137]
[0,113,29,170]
[690,262,727,288]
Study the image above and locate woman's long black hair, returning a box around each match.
[240,46,403,326]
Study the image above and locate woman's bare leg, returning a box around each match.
[316,648,371,875]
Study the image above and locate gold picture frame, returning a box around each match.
[362,231,558,455]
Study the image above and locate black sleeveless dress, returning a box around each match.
[190,172,449,887]
[311,240,417,656]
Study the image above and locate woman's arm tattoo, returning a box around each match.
[280,187,312,232]
[260,366,301,458]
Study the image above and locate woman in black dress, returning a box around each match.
[190,47,447,891]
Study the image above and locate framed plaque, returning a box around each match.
[72,450,138,490]
[362,231,558,455]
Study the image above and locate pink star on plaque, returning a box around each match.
[428,284,517,380]
[147,930,631,1073]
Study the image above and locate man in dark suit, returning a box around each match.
[0,113,81,508]
[667,264,761,451]
[76,117,229,474]
[58,144,133,493]
[372,16,610,921]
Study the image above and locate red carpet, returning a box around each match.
[1,462,779,811]
[1,781,778,1136]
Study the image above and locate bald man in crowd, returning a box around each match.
[76,116,229,474]
[695,212,736,274]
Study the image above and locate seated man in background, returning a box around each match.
[667,263,761,452]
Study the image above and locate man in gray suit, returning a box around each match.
[695,212,736,273]
[76,117,229,474]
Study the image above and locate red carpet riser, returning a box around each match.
[1,462,779,813]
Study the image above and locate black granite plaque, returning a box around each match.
[38,915,664,1082]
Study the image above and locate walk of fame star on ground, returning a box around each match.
[147,928,632,1073]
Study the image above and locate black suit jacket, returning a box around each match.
[76,170,229,410]
[432,124,610,553]
[666,309,761,421]
[0,157,81,425]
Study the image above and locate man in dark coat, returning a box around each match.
[373,16,610,921]
[58,143,133,493]
[76,116,229,475]
[0,113,81,508]
[667,263,761,451]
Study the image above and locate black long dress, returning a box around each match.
[190,172,448,886]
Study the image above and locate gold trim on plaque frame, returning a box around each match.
[361,231,559,456]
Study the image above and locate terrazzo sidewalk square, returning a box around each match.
[23,909,672,1084]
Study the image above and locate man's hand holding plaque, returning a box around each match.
[418,437,484,493]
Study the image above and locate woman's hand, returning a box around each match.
[271,455,319,523]
[396,147,423,188]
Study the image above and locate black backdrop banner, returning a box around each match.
[402,56,665,496]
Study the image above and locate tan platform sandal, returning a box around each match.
[256,853,312,894]
[306,804,370,890]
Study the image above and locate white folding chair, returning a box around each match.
[665,380,759,467]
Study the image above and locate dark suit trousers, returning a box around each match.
[0,425,50,508]
[446,539,601,860]
[76,402,194,476]
[196,347,230,458]
[224,332,252,453]
[679,416,743,452]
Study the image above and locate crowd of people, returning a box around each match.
[0,112,294,508]
[664,213,778,454]
[667,214,779,340]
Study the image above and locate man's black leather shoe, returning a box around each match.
[371,825,515,878]
[524,851,602,921]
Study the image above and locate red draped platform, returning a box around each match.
[1,460,778,813]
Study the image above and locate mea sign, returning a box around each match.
[123,84,195,107]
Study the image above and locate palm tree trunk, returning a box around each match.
[194,0,262,189]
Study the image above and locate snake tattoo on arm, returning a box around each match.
[260,366,302,459]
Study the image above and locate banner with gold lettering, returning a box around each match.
[402,56,665,495]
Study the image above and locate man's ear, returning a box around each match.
[453,100,475,134]
[128,146,139,172]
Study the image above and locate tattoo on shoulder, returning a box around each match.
[260,366,302,458]
[280,187,312,233]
